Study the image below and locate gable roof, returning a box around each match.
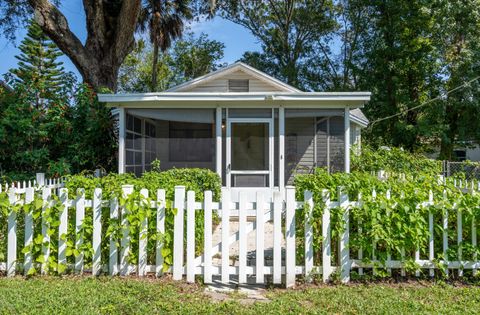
[167,62,301,93]
[350,108,369,128]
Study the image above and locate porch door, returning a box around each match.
[226,119,273,188]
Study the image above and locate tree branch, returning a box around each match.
[28,0,92,79]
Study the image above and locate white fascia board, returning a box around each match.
[350,115,369,128]
[167,62,301,93]
[98,92,371,103]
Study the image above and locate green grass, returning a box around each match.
[0,277,479,314]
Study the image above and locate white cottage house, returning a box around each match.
[98,62,370,198]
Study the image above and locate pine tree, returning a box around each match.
[10,20,66,108]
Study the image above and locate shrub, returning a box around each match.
[0,168,221,274]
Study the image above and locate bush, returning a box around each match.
[293,147,478,277]
[0,168,221,275]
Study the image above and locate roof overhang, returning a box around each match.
[98,92,371,109]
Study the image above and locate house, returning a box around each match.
[98,62,370,198]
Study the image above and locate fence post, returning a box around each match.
[304,190,314,281]
[138,189,149,277]
[238,191,247,284]
[156,189,166,278]
[338,187,350,283]
[255,191,265,284]
[221,187,231,284]
[36,173,45,187]
[24,187,34,275]
[203,190,213,284]
[428,191,434,278]
[7,188,17,277]
[58,188,69,274]
[41,187,52,275]
[186,190,196,283]
[443,190,449,277]
[285,186,296,288]
[173,186,186,280]
[120,185,134,276]
[92,188,102,276]
[273,191,282,284]
[109,195,119,276]
[75,188,86,274]
[322,190,332,283]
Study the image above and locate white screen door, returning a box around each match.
[226,119,273,188]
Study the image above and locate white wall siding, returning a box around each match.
[183,70,285,93]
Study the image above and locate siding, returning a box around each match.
[285,117,315,185]
[182,70,285,92]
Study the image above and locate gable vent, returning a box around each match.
[228,79,249,92]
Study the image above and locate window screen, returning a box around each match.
[228,79,249,92]
[169,121,213,162]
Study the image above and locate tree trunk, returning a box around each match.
[151,40,160,92]
[29,0,142,92]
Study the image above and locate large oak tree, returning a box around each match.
[0,0,213,91]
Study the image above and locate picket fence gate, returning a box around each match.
[1,184,479,287]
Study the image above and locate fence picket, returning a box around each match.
[304,190,314,281]
[156,189,166,278]
[109,196,119,276]
[428,190,434,278]
[457,209,463,277]
[443,192,449,277]
[322,190,332,283]
[339,187,350,283]
[138,189,148,277]
[203,191,213,284]
[256,191,265,284]
[221,188,231,284]
[186,191,196,283]
[92,188,102,276]
[273,191,282,284]
[58,188,68,274]
[473,216,477,276]
[41,187,52,275]
[24,187,34,275]
[238,191,247,284]
[7,188,16,277]
[285,186,296,288]
[357,192,363,276]
[173,186,185,280]
[121,185,134,276]
[75,189,85,274]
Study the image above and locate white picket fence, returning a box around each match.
[1,172,64,193]
[0,184,479,286]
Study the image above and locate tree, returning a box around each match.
[0,0,214,91]
[434,0,480,160]
[137,0,192,91]
[10,20,69,108]
[218,0,337,90]
[118,32,225,92]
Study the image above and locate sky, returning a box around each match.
[0,2,261,80]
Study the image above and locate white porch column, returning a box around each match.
[118,107,126,174]
[344,107,350,173]
[216,107,222,178]
[279,107,285,192]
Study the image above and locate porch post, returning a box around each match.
[344,107,350,173]
[118,107,126,174]
[279,107,285,192]
[216,107,222,178]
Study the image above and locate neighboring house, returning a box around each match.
[99,62,370,197]
[0,80,13,93]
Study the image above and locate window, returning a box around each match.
[454,150,467,161]
[228,79,249,92]
[125,114,156,175]
[169,121,213,162]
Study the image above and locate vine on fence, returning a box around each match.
[0,168,221,275]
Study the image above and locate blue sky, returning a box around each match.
[0,2,261,80]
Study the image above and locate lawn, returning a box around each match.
[0,277,479,314]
